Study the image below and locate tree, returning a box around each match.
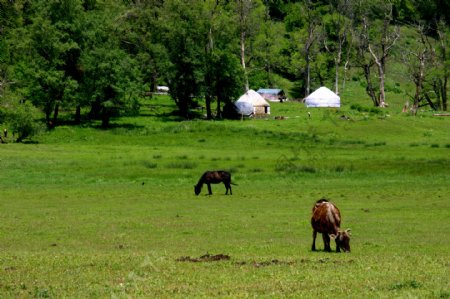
[8,0,84,127]
[80,45,141,128]
[323,0,353,95]
[303,0,322,97]
[235,0,264,92]
[1,0,22,102]
[159,0,206,118]
[252,2,289,89]
[356,1,400,107]
[352,5,377,106]
[435,20,449,111]
[285,1,323,98]
[203,0,243,119]
[80,3,142,128]
[159,0,243,119]
[401,24,435,114]
[118,0,169,93]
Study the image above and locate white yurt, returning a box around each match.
[235,89,271,115]
[305,87,340,108]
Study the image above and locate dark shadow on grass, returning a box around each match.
[95,122,146,130]
[21,140,39,144]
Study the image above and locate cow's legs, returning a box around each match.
[335,240,341,253]
[207,184,212,195]
[224,183,232,195]
[312,230,317,251]
[323,234,331,252]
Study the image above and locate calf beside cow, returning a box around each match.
[311,198,351,253]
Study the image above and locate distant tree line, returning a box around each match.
[0,0,449,139]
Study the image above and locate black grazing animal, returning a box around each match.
[311,199,351,253]
[194,171,234,195]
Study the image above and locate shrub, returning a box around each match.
[5,101,44,142]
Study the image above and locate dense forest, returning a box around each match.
[0,0,449,140]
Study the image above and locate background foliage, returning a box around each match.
[1,0,449,139]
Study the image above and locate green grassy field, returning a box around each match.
[1,88,449,298]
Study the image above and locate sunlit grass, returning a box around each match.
[0,92,449,297]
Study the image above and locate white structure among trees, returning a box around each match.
[304,86,340,108]
[236,89,271,115]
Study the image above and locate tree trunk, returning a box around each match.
[216,96,222,119]
[238,0,250,92]
[342,60,349,91]
[335,57,339,95]
[442,77,448,111]
[179,95,190,119]
[304,27,314,98]
[101,108,110,128]
[363,6,399,108]
[437,22,448,111]
[52,101,60,126]
[89,100,102,120]
[377,63,386,107]
[205,94,212,119]
[412,51,426,115]
[241,30,249,91]
[75,105,81,124]
[369,44,387,107]
[305,52,311,97]
[424,93,437,110]
[363,65,377,106]
[44,108,53,128]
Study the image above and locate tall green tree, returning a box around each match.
[234,0,265,91]
[434,20,449,111]
[159,0,205,118]
[352,0,400,107]
[159,0,243,119]
[252,3,289,89]
[323,0,353,95]
[0,0,20,100]
[285,1,324,98]
[8,0,83,126]
[80,3,142,128]
[203,0,243,119]
[118,0,169,93]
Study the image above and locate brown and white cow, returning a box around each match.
[311,199,351,253]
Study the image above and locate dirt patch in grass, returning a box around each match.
[235,259,295,268]
[176,253,231,262]
[176,255,354,268]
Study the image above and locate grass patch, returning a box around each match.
[0,93,449,298]
[141,160,157,169]
[389,280,422,290]
[350,103,384,114]
[166,161,197,169]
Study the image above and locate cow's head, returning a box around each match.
[330,229,351,252]
[194,184,202,195]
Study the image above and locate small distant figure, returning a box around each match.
[402,101,410,113]
[311,198,351,253]
[308,112,311,119]
[194,170,235,195]
[3,128,7,138]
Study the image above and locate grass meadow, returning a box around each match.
[1,87,449,298]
